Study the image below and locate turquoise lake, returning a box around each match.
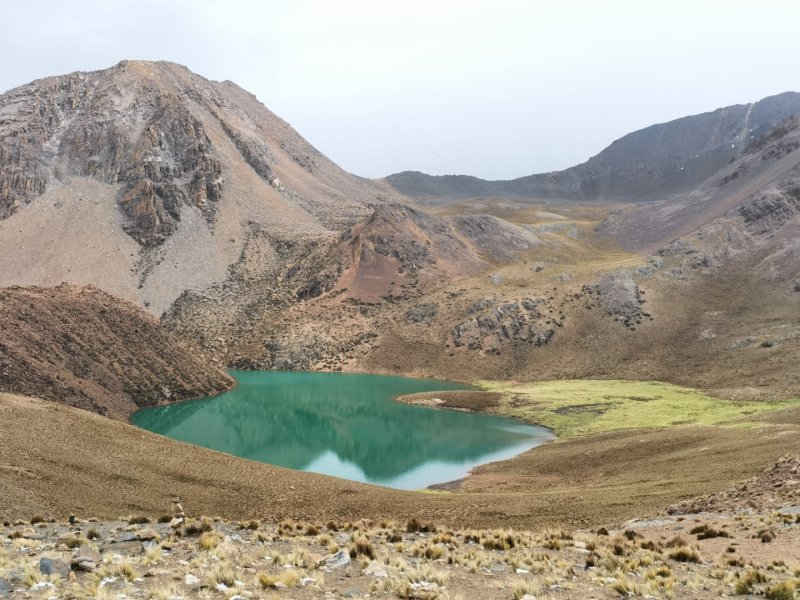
[131,371,553,489]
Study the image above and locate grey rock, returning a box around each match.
[325,549,351,569]
[103,540,144,555]
[0,579,12,597]
[71,545,101,567]
[406,303,438,324]
[75,561,97,572]
[487,273,504,285]
[39,557,70,579]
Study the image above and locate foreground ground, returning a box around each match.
[2,497,800,600]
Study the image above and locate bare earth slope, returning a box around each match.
[0,284,232,418]
[385,91,800,202]
[0,60,401,315]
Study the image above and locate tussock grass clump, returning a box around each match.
[60,535,89,549]
[127,515,150,525]
[156,514,172,524]
[765,580,796,600]
[512,579,538,600]
[305,524,320,536]
[690,523,730,540]
[98,560,137,582]
[198,531,222,550]
[349,535,375,559]
[645,565,671,579]
[86,528,101,540]
[239,519,261,530]
[184,516,214,536]
[406,518,435,533]
[258,569,302,589]
[610,572,640,596]
[29,515,45,525]
[668,546,702,563]
[734,569,767,594]
[482,531,516,551]
[206,563,236,587]
[758,529,777,543]
[664,535,687,548]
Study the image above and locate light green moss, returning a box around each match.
[475,379,800,438]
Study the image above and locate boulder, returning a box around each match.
[39,557,70,579]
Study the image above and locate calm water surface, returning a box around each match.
[131,371,553,489]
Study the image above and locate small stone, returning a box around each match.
[574,541,587,549]
[72,545,101,567]
[324,549,351,569]
[184,574,201,587]
[39,557,70,579]
[342,589,360,598]
[0,579,11,597]
[19,527,43,540]
[169,517,184,529]
[515,568,530,574]
[215,541,239,558]
[29,581,55,592]
[103,540,144,555]
[364,561,388,578]
[136,529,160,542]
[75,561,97,572]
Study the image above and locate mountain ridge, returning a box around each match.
[385,91,800,202]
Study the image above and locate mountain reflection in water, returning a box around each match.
[132,371,553,489]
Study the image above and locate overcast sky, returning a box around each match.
[3,1,799,179]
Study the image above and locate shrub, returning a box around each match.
[734,569,766,594]
[350,535,375,559]
[259,570,301,589]
[128,515,150,525]
[668,546,701,563]
[765,581,796,600]
[198,531,222,550]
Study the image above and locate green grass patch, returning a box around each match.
[475,379,800,438]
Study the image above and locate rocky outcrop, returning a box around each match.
[0,284,232,418]
[450,298,555,353]
[739,180,800,235]
[0,63,226,245]
[586,271,647,330]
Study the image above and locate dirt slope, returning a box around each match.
[0,285,232,418]
[2,392,798,530]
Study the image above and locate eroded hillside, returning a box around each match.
[0,284,232,418]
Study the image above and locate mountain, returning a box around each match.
[385,92,800,202]
[0,60,401,314]
[0,284,232,418]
